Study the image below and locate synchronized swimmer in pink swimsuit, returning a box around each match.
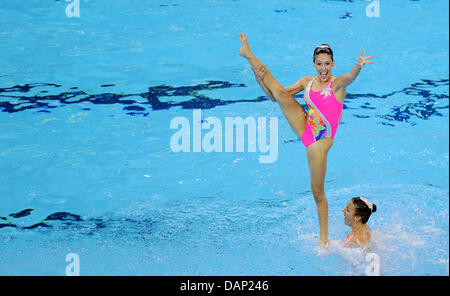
[301,75,342,147]
[238,33,374,248]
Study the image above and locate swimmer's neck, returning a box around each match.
[350,222,369,233]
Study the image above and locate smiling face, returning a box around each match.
[313,53,335,82]
[342,200,360,226]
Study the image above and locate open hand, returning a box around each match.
[355,49,374,67]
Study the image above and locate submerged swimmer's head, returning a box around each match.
[343,197,377,226]
[313,44,335,81]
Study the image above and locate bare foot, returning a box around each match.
[238,33,252,58]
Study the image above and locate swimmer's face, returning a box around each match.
[343,200,360,226]
[313,53,334,82]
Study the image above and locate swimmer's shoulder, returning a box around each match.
[299,76,316,89]
[355,227,371,247]
[302,76,316,84]
[286,76,315,94]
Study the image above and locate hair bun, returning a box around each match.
[372,204,377,213]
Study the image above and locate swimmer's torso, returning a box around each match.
[301,77,344,147]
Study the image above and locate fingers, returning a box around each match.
[252,64,267,81]
[259,63,267,72]
[363,56,375,64]
[254,64,266,72]
[354,60,374,67]
[260,64,267,76]
[360,48,374,59]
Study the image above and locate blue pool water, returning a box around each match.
[0,0,448,276]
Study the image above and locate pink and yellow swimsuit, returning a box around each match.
[301,77,343,147]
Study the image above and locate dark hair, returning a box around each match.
[313,44,334,62]
[351,197,377,224]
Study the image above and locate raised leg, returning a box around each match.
[238,33,307,138]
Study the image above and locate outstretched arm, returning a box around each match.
[336,49,374,89]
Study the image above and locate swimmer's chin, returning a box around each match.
[318,74,329,81]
